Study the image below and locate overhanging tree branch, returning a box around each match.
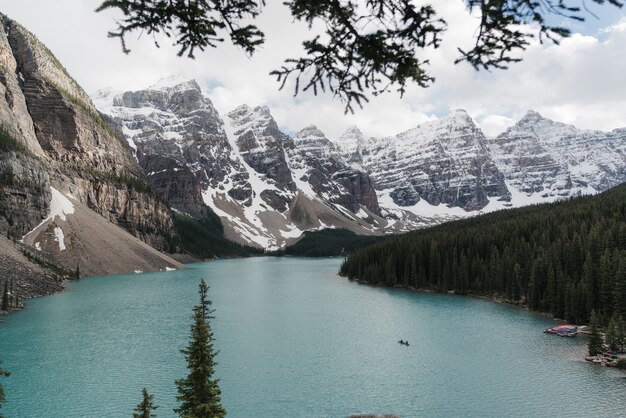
[97,0,623,112]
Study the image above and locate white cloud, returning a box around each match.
[0,0,624,139]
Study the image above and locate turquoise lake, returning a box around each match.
[0,257,625,417]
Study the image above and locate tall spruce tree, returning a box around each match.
[614,314,626,352]
[614,259,626,318]
[588,311,604,357]
[175,279,225,418]
[133,388,158,418]
[1,279,8,311]
[0,360,10,418]
[605,317,617,352]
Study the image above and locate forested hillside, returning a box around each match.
[340,184,626,325]
[277,229,389,257]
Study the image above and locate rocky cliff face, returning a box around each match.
[0,14,180,279]
[288,125,380,215]
[96,77,626,248]
[97,80,385,249]
[487,110,626,200]
[355,110,510,211]
[332,110,626,228]
[0,151,49,237]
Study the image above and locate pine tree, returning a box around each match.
[605,317,617,352]
[1,280,8,311]
[175,279,225,418]
[614,314,625,352]
[0,359,10,418]
[75,263,81,280]
[588,310,604,357]
[410,255,418,288]
[133,388,158,418]
[614,258,626,318]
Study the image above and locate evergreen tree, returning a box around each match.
[605,317,617,352]
[1,279,8,311]
[133,388,158,418]
[0,359,10,418]
[588,311,604,357]
[614,258,626,318]
[614,314,626,352]
[338,183,626,324]
[410,256,418,288]
[175,279,225,418]
[75,263,81,280]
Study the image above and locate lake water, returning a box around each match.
[0,257,625,417]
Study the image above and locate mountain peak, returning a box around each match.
[148,75,200,92]
[446,108,473,123]
[295,124,325,138]
[518,110,545,124]
[343,125,363,135]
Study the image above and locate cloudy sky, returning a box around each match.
[0,0,625,139]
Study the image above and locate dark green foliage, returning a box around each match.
[175,279,225,417]
[0,124,25,153]
[133,388,158,418]
[172,211,261,259]
[75,263,81,280]
[276,229,390,257]
[97,0,265,58]
[273,0,445,113]
[340,183,626,324]
[617,358,626,370]
[1,279,8,311]
[0,360,10,418]
[588,311,603,356]
[97,0,622,113]
[610,314,626,352]
[605,316,617,352]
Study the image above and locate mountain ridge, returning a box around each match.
[94,76,626,250]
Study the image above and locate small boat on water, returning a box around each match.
[398,340,409,346]
[544,324,578,337]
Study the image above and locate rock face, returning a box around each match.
[228,105,296,191]
[98,76,626,247]
[0,152,49,237]
[487,110,626,199]
[288,125,380,215]
[355,110,510,211]
[97,80,385,249]
[332,110,626,230]
[0,14,180,279]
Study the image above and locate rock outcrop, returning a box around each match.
[356,110,510,211]
[97,79,384,249]
[0,14,180,281]
[487,110,626,199]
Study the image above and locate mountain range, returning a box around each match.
[95,76,626,249]
[1,12,625,300]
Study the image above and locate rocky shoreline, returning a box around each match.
[0,234,66,312]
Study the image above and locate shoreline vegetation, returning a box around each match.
[339,186,626,327]
[340,184,626,369]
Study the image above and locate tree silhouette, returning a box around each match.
[97,0,623,112]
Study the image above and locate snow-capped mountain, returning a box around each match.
[95,78,386,249]
[352,109,511,212]
[487,110,626,201]
[94,77,626,250]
